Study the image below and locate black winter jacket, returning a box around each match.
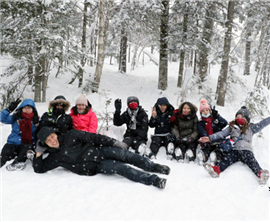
[149,97,174,135]
[33,129,116,176]
[113,106,148,141]
[197,114,228,137]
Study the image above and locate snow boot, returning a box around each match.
[167,142,174,160]
[258,169,269,185]
[209,152,217,165]
[204,163,220,178]
[185,149,195,163]
[151,163,171,175]
[197,150,206,166]
[138,143,147,156]
[153,177,167,189]
[6,160,27,171]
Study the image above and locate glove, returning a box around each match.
[7,98,21,113]
[167,134,175,143]
[211,106,218,118]
[183,137,192,143]
[114,99,122,111]
[175,137,183,145]
[113,140,128,150]
[202,142,211,149]
[35,141,47,154]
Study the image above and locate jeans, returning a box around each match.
[218,150,262,176]
[96,147,158,185]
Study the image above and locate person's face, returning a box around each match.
[159,104,167,113]
[45,133,59,148]
[201,108,210,116]
[56,104,63,109]
[77,104,86,113]
[182,104,191,115]
[22,106,33,114]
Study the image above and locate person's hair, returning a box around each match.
[179,102,196,115]
[13,106,39,124]
[229,120,249,134]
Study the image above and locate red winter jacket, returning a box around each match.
[69,107,98,133]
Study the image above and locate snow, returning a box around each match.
[1,54,270,222]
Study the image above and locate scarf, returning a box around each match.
[169,109,195,124]
[20,112,34,144]
[127,107,139,130]
[202,117,213,135]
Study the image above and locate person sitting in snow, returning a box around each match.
[38,95,73,134]
[113,96,149,155]
[169,101,198,162]
[69,94,98,133]
[32,127,170,189]
[197,99,228,165]
[0,98,39,171]
[200,106,270,185]
[148,97,175,159]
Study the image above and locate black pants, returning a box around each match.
[201,143,223,161]
[150,136,170,155]
[96,147,158,185]
[176,141,198,157]
[122,136,146,152]
[0,143,32,167]
[218,150,262,176]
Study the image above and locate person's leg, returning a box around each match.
[217,150,239,173]
[149,136,162,157]
[0,143,18,167]
[102,147,170,175]
[185,141,198,161]
[122,137,133,150]
[96,160,166,188]
[239,150,262,176]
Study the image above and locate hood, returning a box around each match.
[17,99,36,111]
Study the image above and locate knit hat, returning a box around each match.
[127,96,139,105]
[37,127,58,145]
[235,106,250,123]
[199,99,210,113]
[76,94,88,106]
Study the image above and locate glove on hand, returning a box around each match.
[113,140,128,150]
[114,99,122,111]
[7,98,21,113]
[203,142,211,149]
[211,106,218,118]
[35,140,47,154]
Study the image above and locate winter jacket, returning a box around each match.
[33,129,117,176]
[0,99,38,145]
[69,106,98,133]
[198,114,228,137]
[149,97,174,135]
[209,116,270,152]
[114,106,148,141]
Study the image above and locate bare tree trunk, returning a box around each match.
[158,0,169,90]
[177,3,188,88]
[215,1,235,106]
[119,28,127,73]
[198,2,215,82]
[255,21,267,72]
[243,11,253,76]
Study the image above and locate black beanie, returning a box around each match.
[37,127,58,145]
[127,96,139,105]
[235,106,250,123]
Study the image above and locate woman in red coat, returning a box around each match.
[69,94,98,133]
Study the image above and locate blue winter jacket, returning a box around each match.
[0,99,38,145]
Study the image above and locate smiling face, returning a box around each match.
[77,104,86,113]
[45,133,59,148]
[22,105,33,114]
[159,104,167,113]
[201,108,210,116]
[182,104,191,115]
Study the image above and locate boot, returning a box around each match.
[167,142,174,160]
[153,177,167,189]
[174,147,183,162]
[204,163,220,178]
[138,143,147,156]
[6,159,27,171]
[185,149,195,162]
[151,163,171,175]
[197,150,206,166]
[258,169,269,185]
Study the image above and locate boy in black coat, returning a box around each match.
[148,97,174,159]
[33,127,170,189]
[113,96,148,155]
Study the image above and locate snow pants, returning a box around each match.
[150,136,170,155]
[122,136,147,153]
[217,150,262,176]
[176,141,198,158]
[96,147,159,186]
[0,143,32,167]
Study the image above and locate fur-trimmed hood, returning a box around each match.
[49,95,70,112]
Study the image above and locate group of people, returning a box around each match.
[0,94,269,188]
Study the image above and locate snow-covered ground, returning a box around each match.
[0,54,269,221]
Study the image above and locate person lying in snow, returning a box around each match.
[31,127,170,189]
[200,106,270,185]
[0,98,39,171]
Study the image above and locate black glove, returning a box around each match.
[7,98,21,113]
[167,134,175,143]
[202,142,211,149]
[114,99,122,111]
[211,106,218,118]
[175,137,183,145]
